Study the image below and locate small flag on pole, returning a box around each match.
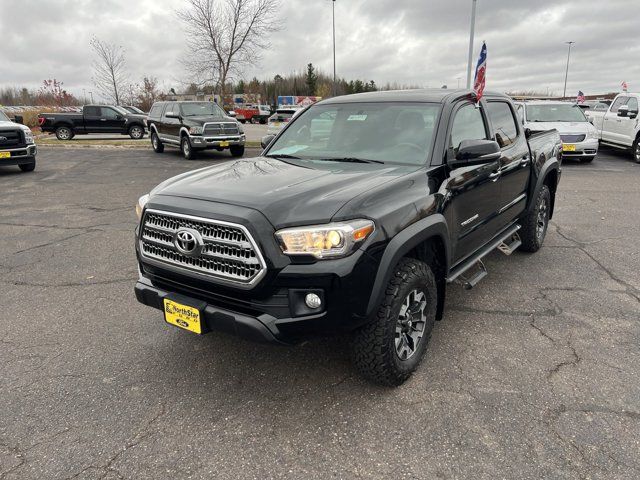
[621,81,628,92]
[473,42,487,102]
[577,91,585,103]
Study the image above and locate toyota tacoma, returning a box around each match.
[134,90,562,386]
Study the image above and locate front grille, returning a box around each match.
[140,210,266,285]
[560,134,586,143]
[203,122,240,136]
[0,129,24,149]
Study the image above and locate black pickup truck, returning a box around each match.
[38,105,146,140]
[134,90,562,386]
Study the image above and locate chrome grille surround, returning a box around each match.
[202,122,240,136]
[139,209,267,287]
[560,134,586,143]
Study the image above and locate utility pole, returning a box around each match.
[563,41,575,98]
[466,0,478,89]
[89,91,94,103]
[332,0,337,96]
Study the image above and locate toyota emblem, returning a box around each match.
[174,228,202,256]
[0,136,7,143]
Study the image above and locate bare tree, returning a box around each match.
[90,36,128,105]
[177,0,281,101]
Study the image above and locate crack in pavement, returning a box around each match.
[0,428,73,479]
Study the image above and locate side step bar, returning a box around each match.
[446,224,521,288]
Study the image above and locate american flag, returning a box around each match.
[577,91,585,103]
[473,42,487,102]
[622,81,628,92]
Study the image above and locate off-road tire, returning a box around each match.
[633,137,640,164]
[151,131,164,153]
[520,184,551,253]
[19,162,35,172]
[55,126,73,141]
[230,145,245,157]
[353,258,437,386]
[181,136,196,160]
[128,124,145,140]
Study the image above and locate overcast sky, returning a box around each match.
[2,0,638,100]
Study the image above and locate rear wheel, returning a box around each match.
[230,145,245,157]
[520,184,551,253]
[633,137,640,164]
[353,258,437,386]
[19,162,35,172]
[128,124,144,140]
[151,131,164,153]
[55,126,73,141]
[181,136,196,160]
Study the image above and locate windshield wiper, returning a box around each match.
[319,157,385,164]
[264,154,303,159]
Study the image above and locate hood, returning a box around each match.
[526,120,596,135]
[0,120,30,132]
[152,157,418,228]
[125,113,147,122]
[180,115,236,125]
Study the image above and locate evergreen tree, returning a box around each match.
[305,63,318,96]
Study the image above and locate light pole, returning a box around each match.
[563,41,575,98]
[331,0,337,96]
[466,0,478,89]
[82,88,86,104]
[89,91,94,103]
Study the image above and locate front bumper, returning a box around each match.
[189,134,246,149]
[562,138,598,157]
[0,144,37,165]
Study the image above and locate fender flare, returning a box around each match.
[149,123,159,134]
[179,126,191,137]
[527,157,560,216]
[365,214,451,317]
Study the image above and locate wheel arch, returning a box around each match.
[527,159,560,219]
[366,215,451,319]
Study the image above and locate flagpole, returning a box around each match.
[466,0,478,89]
[562,41,574,98]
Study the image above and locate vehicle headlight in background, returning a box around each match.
[275,220,375,259]
[189,126,203,135]
[135,194,150,220]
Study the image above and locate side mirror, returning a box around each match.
[450,139,501,167]
[165,112,179,119]
[524,128,532,139]
[261,134,276,150]
[629,110,639,119]
[227,110,237,118]
[617,105,629,117]
[14,115,23,124]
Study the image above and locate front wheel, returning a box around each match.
[353,258,437,386]
[19,162,36,172]
[633,137,640,164]
[181,136,196,160]
[519,184,551,253]
[55,126,73,141]
[128,125,144,140]
[151,131,164,153]
[230,145,245,157]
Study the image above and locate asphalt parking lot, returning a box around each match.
[1,147,639,479]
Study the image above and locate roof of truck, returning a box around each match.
[319,89,509,105]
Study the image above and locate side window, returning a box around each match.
[84,106,100,117]
[149,104,163,118]
[450,103,488,152]
[626,97,638,112]
[609,96,628,113]
[164,104,176,117]
[486,101,519,148]
[101,107,119,120]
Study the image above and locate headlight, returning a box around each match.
[135,194,150,220]
[586,129,598,140]
[275,220,375,259]
[189,126,203,135]
[24,129,34,144]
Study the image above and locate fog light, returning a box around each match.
[305,293,322,309]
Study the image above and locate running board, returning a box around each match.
[498,232,522,256]
[446,224,521,287]
[456,260,487,290]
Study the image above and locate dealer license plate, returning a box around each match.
[163,298,202,334]
[562,144,576,152]
[219,141,230,147]
[0,152,10,158]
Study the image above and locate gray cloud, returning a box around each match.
[1,0,638,100]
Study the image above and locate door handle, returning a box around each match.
[100,118,107,121]
[488,171,501,181]
[520,155,530,166]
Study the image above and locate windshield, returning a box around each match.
[267,102,441,166]
[180,102,226,118]
[0,111,9,122]
[112,106,130,116]
[126,106,144,114]
[526,104,587,122]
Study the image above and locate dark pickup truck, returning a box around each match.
[38,105,146,140]
[134,90,562,386]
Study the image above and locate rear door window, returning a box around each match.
[84,106,100,117]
